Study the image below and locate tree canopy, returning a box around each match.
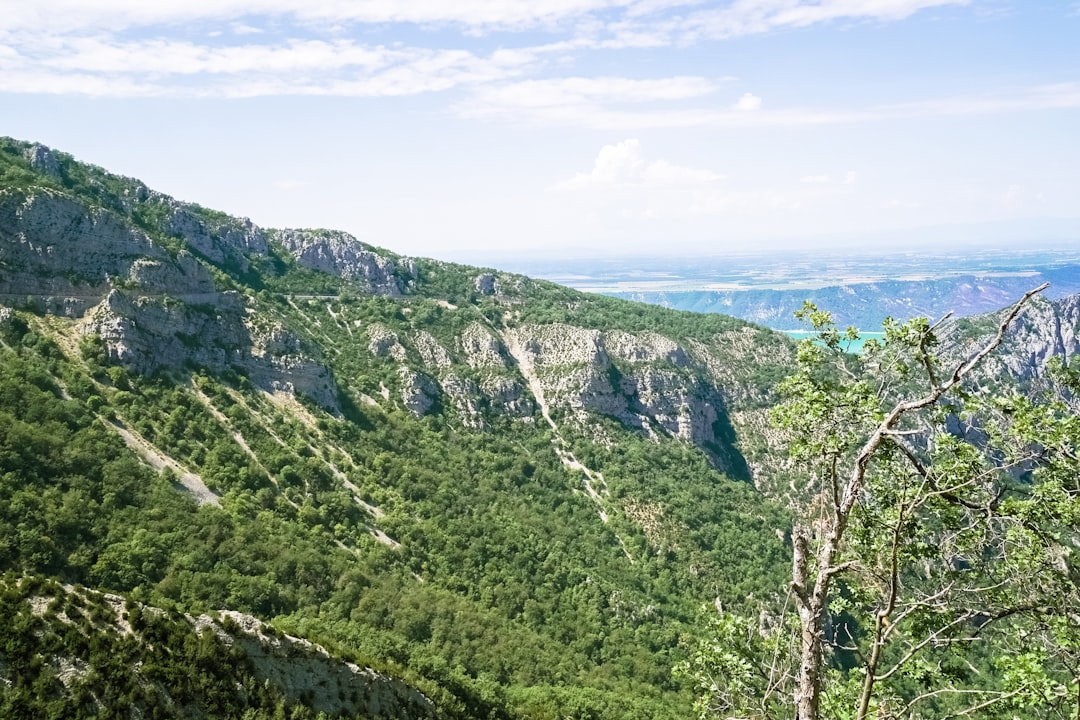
[682,284,1080,719]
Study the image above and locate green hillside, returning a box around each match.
[0,138,795,719]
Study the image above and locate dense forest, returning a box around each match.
[2,137,1077,719]
[0,137,793,719]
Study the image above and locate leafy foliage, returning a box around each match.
[685,294,1080,719]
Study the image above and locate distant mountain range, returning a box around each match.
[613,269,1080,329]
[501,251,1080,331]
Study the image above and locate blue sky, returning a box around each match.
[1,0,1078,262]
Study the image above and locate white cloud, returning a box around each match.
[460,80,1080,130]
[801,174,830,184]
[0,0,1072,131]
[677,0,970,41]
[471,75,718,107]
[884,82,1080,116]
[0,0,640,34]
[553,138,723,189]
[734,92,761,110]
[460,75,723,125]
[230,23,265,35]
[0,0,973,38]
[0,34,540,97]
[842,170,857,184]
[41,38,392,75]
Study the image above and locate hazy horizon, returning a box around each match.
[3,1,1079,260]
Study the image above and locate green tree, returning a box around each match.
[684,283,1080,720]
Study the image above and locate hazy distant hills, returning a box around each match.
[614,269,1080,329]
[501,251,1080,331]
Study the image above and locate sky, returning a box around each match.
[1,0,1079,263]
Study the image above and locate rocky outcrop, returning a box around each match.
[276,229,403,296]
[24,143,62,178]
[359,318,748,470]
[0,188,214,315]
[367,323,407,361]
[475,273,497,295]
[0,188,338,409]
[198,612,436,720]
[441,372,486,428]
[85,290,247,371]
[161,202,268,272]
[605,330,690,366]
[413,330,452,369]
[248,324,339,409]
[479,374,535,417]
[457,323,509,368]
[399,367,439,416]
[940,293,1080,396]
[84,290,338,409]
[493,323,747,473]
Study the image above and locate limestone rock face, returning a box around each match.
[413,330,452,369]
[85,290,247,372]
[200,611,437,720]
[126,255,216,295]
[0,189,216,315]
[277,229,402,296]
[162,202,268,272]
[605,330,689,366]
[367,323,407,361]
[479,374,535,417]
[508,324,608,368]
[84,291,338,410]
[475,273,497,295]
[441,372,487,428]
[24,143,62,177]
[0,188,338,409]
[399,367,439,416]
[362,319,745,468]
[941,294,1080,401]
[982,295,1080,379]
[248,324,339,409]
[494,323,744,471]
[457,323,509,369]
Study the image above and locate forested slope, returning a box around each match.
[0,137,795,719]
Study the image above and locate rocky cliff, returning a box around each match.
[939,292,1080,402]
[0,144,427,410]
[7,577,435,720]
[275,228,409,296]
[0,136,802,720]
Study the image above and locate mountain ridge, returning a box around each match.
[5,136,1075,719]
[0,136,794,719]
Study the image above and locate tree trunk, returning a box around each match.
[796,601,824,720]
[792,526,825,720]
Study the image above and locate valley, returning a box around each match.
[2,138,1078,720]
[0,138,791,719]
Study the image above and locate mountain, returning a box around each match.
[0,138,797,719]
[613,272,1080,330]
[939,292,1080,405]
[1,575,435,719]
